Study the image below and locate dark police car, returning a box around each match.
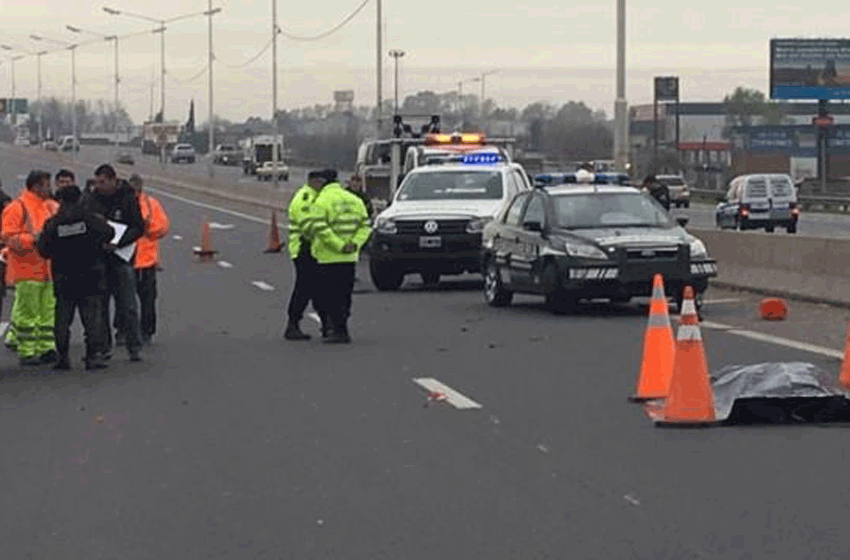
[480,183,718,314]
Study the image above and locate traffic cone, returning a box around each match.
[629,274,675,402]
[839,323,850,390]
[651,286,717,427]
[263,210,283,254]
[758,297,789,321]
[193,220,218,262]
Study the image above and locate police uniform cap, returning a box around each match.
[321,169,339,182]
[307,170,325,180]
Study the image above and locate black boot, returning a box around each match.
[284,322,311,341]
[53,355,71,371]
[85,354,108,370]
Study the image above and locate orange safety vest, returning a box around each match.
[134,192,170,270]
[1,189,58,285]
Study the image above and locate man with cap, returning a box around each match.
[283,170,327,340]
[575,162,595,184]
[305,169,371,343]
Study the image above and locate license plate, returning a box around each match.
[419,236,442,249]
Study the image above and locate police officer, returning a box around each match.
[346,174,373,219]
[36,184,114,371]
[643,175,671,211]
[284,170,326,341]
[307,169,371,344]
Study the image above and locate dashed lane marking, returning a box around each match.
[208,223,235,230]
[701,298,743,305]
[412,378,483,410]
[700,320,843,359]
[218,261,234,269]
[172,234,183,240]
[251,281,275,292]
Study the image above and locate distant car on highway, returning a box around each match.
[116,152,135,165]
[715,173,799,234]
[42,140,58,151]
[13,136,30,147]
[368,155,533,290]
[480,183,717,314]
[656,174,690,208]
[255,161,290,182]
[213,144,240,166]
[58,135,80,152]
[170,143,196,164]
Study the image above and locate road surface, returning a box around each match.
[2,147,850,558]
[678,201,850,239]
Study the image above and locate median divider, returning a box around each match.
[691,227,850,308]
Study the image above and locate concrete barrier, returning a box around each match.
[692,227,850,307]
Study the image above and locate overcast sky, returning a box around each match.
[0,1,847,125]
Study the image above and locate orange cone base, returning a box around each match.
[263,245,283,254]
[628,394,665,403]
[643,401,719,427]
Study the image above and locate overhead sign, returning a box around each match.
[630,104,666,122]
[654,76,679,101]
[770,39,850,100]
[748,129,794,150]
[0,98,27,114]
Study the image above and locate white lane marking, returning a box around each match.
[699,320,842,358]
[726,329,844,359]
[172,235,183,240]
[208,222,235,230]
[0,321,8,337]
[412,378,483,410]
[624,494,641,507]
[701,298,743,305]
[147,187,270,225]
[217,261,234,269]
[251,281,275,291]
[192,246,201,253]
[16,174,26,180]
[307,312,322,324]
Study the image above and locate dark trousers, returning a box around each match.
[55,294,105,361]
[317,263,356,334]
[102,257,142,353]
[287,252,323,325]
[136,267,158,337]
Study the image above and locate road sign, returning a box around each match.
[770,39,850,100]
[156,133,168,147]
[9,98,27,114]
[654,76,679,101]
[813,116,834,128]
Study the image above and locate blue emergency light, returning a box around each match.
[462,153,503,164]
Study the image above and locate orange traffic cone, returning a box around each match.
[264,210,283,254]
[629,274,675,402]
[758,297,789,321]
[651,286,717,427]
[839,323,850,390]
[193,221,218,262]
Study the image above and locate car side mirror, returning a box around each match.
[676,216,689,228]
[523,220,544,233]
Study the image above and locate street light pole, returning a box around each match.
[207,0,215,178]
[376,0,382,137]
[29,35,78,157]
[37,51,45,141]
[613,0,629,173]
[272,0,279,190]
[389,50,404,116]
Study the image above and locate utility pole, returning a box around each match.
[613,0,629,173]
[272,0,279,190]
[207,0,218,178]
[389,50,404,116]
[376,0,383,137]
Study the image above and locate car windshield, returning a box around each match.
[553,193,673,229]
[396,171,503,201]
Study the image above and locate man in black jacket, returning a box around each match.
[83,164,145,362]
[37,185,114,370]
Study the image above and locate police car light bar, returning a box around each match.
[424,132,487,145]
[462,153,503,164]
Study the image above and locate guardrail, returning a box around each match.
[689,188,850,213]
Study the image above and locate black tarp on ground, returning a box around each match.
[711,362,850,425]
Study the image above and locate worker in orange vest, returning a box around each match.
[129,174,169,345]
[1,170,60,366]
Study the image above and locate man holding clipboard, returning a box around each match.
[83,164,145,362]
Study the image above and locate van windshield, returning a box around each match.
[397,171,503,200]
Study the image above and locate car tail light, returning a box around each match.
[790,202,800,215]
[739,204,750,217]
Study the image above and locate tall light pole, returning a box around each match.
[31,35,77,154]
[103,6,214,126]
[66,25,121,156]
[376,0,383,137]
[205,3,221,179]
[1,46,19,125]
[36,51,47,141]
[613,0,629,173]
[272,0,280,190]
[478,70,499,121]
[389,50,404,116]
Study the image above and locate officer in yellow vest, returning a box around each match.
[284,170,327,341]
[307,169,371,344]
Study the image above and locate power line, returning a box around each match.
[277,0,371,41]
[170,63,209,84]
[217,37,274,69]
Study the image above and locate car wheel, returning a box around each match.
[787,223,797,234]
[370,260,404,291]
[765,224,775,233]
[483,260,513,307]
[683,201,690,208]
[420,272,440,286]
[542,262,576,315]
[283,174,289,181]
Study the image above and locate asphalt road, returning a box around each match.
[677,201,850,239]
[3,147,850,558]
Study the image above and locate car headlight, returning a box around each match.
[466,216,492,234]
[374,217,397,235]
[565,243,608,259]
[689,238,707,258]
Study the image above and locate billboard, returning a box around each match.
[770,39,850,100]
[654,76,679,101]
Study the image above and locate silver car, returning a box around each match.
[170,143,196,164]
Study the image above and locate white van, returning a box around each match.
[715,173,799,234]
[58,136,80,152]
